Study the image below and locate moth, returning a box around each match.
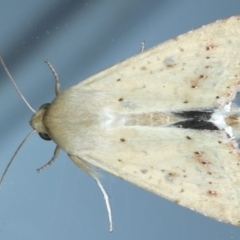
[2,15,240,230]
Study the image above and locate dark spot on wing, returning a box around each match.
[141,169,148,174]
[207,190,217,197]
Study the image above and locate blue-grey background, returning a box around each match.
[1,1,240,239]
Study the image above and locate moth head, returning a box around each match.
[30,103,52,141]
[0,57,60,189]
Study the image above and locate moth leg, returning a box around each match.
[36,145,61,172]
[69,154,113,232]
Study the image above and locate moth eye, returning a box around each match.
[39,132,52,141]
[39,103,50,110]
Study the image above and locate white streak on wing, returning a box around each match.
[210,103,233,137]
[99,109,127,129]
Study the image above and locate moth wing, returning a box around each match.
[44,16,240,226]
[78,127,240,226]
[76,16,240,112]
[71,16,240,225]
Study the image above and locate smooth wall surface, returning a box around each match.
[1,1,240,239]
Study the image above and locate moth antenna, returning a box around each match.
[44,59,61,96]
[0,56,36,113]
[91,173,113,232]
[0,130,36,188]
[141,41,145,52]
[36,146,61,172]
